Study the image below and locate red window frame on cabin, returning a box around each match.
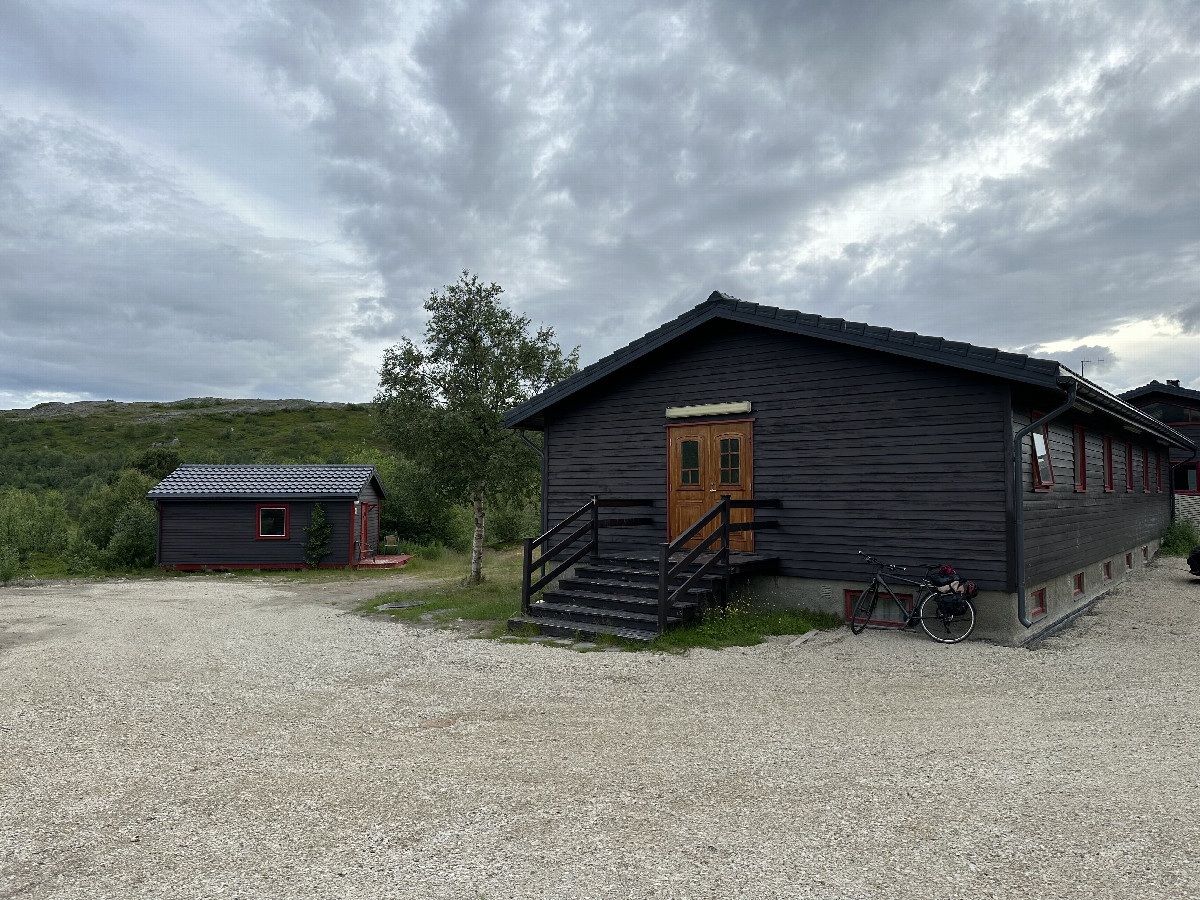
[256,503,290,540]
[1072,572,1084,597]
[1174,460,1200,494]
[1155,452,1162,492]
[1073,426,1087,492]
[1029,588,1047,619]
[1102,435,1114,492]
[1142,448,1151,493]
[1125,442,1134,492]
[1030,412,1054,491]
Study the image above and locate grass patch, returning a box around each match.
[357,547,524,635]
[1161,520,1200,557]
[648,603,843,653]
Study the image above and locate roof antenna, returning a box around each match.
[1080,358,1104,376]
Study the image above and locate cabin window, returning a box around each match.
[1072,572,1084,596]
[1142,448,1151,493]
[1030,414,1054,491]
[1125,552,1133,570]
[1174,461,1200,494]
[680,441,700,485]
[1102,561,1113,583]
[1102,435,1114,492]
[719,437,740,485]
[1155,452,1162,492]
[1125,442,1134,492]
[1073,426,1087,492]
[257,504,289,539]
[1029,588,1047,619]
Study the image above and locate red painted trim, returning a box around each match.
[1029,587,1047,619]
[1102,561,1112,583]
[1155,452,1162,492]
[255,503,290,539]
[843,588,913,629]
[1125,552,1133,570]
[1030,411,1054,491]
[1142,448,1151,493]
[1125,442,1135,492]
[1072,572,1084,596]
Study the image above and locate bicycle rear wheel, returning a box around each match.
[850,584,878,634]
[918,593,975,643]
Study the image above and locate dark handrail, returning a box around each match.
[520,496,658,615]
[657,496,732,632]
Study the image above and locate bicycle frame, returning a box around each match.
[862,571,936,628]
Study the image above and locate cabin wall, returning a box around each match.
[1011,395,1173,586]
[158,500,355,567]
[542,321,1012,588]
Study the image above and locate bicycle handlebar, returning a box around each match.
[857,550,905,572]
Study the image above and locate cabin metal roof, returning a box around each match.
[503,291,1193,451]
[147,464,386,501]
[1120,380,1200,407]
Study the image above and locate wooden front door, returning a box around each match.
[667,422,754,552]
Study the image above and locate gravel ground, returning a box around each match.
[1,560,1198,900]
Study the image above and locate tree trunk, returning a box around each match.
[470,494,485,584]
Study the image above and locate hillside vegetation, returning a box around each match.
[0,398,535,582]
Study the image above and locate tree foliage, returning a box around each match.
[374,272,577,581]
[304,503,333,568]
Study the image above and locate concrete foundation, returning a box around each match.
[736,538,1163,645]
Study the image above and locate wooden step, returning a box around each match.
[525,600,685,631]
[506,616,659,642]
[554,577,712,602]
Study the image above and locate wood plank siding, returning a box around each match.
[543,320,1013,588]
[1011,393,1173,584]
[158,500,355,567]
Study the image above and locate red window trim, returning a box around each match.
[256,503,290,540]
[1155,452,1162,493]
[1142,448,1151,493]
[843,588,913,629]
[1072,572,1084,597]
[1102,435,1114,492]
[1125,442,1134,492]
[1030,411,1054,491]
[1073,426,1087,493]
[1102,561,1112,583]
[1029,588,1047,619]
[1175,461,1200,495]
[1125,552,1133,570]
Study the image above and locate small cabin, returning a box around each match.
[148,464,386,569]
[504,292,1195,644]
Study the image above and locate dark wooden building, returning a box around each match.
[1121,379,1200,527]
[149,464,385,570]
[504,292,1194,643]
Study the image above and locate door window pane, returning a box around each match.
[680,440,700,485]
[720,437,740,484]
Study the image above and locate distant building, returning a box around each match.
[1120,379,1200,527]
[148,464,385,569]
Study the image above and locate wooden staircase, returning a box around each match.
[507,554,722,641]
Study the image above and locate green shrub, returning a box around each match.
[304,503,333,567]
[102,500,158,570]
[484,501,540,546]
[1161,519,1200,556]
[0,545,23,584]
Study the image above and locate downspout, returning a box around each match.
[518,429,548,534]
[1012,381,1078,628]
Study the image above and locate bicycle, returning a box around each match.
[849,551,976,643]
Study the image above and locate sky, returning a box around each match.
[1,0,1198,409]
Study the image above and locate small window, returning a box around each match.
[1029,588,1047,619]
[1072,572,1084,596]
[257,504,289,539]
[1142,448,1151,493]
[1155,452,1162,492]
[1142,545,1149,561]
[719,437,741,485]
[1125,442,1134,492]
[1125,552,1133,570]
[843,588,913,629]
[1031,414,1054,490]
[1102,561,1112,583]
[1174,461,1200,494]
[680,440,700,485]
[1102,435,1114,492]
[1073,426,1087,492]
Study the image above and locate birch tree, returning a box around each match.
[374,272,578,583]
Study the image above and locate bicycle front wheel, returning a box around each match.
[918,593,975,643]
[850,584,878,634]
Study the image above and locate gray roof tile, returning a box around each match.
[148,464,384,500]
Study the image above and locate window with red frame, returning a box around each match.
[842,589,913,628]
[1030,412,1054,491]
[1142,448,1151,492]
[1073,426,1087,492]
[1072,572,1084,596]
[1174,461,1200,494]
[1125,552,1133,570]
[256,504,289,539]
[1125,441,1134,492]
[1102,435,1114,492]
[1029,588,1047,619]
[1142,546,1149,561]
[1102,561,1112,583]
[1155,452,1162,492]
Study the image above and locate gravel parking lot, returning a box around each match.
[2,560,1198,900]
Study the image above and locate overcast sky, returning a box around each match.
[2,0,1198,409]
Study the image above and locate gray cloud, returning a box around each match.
[2,0,1199,406]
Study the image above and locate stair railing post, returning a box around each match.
[521,537,534,616]
[590,494,600,560]
[720,495,732,611]
[658,542,670,634]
